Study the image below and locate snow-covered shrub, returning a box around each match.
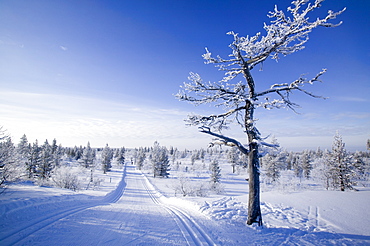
[172,176,209,197]
[52,166,81,191]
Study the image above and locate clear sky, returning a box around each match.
[1,0,369,151]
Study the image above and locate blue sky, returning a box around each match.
[1,0,369,151]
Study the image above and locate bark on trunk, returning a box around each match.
[243,64,263,226]
[245,102,262,226]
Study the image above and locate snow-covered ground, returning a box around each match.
[1,154,370,245]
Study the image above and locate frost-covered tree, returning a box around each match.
[293,154,303,178]
[209,159,221,189]
[150,142,170,178]
[53,143,64,167]
[37,140,54,180]
[72,145,83,160]
[327,132,354,191]
[17,134,30,160]
[263,154,281,183]
[262,137,285,183]
[50,139,63,167]
[227,147,240,173]
[176,0,344,226]
[26,140,41,179]
[134,147,146,170]
[102,144,113,174]
[80,142,95,168]
[116,147,126,165]
[301,150,312,179]
[0,130,18,187]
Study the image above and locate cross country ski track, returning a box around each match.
[141,175,216,246]
[0,165,217,246]
[0,166,127,245]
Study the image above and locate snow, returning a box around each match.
[1,155,370,245]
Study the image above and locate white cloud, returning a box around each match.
[0,91,209,148]
[332,112,370,120]
[335,96,368,102]
[1,91,367,151]
[60,45,68,51]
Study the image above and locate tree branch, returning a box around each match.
[199,126,249,155]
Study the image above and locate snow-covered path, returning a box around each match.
[2,164,370,245]
[0,165,216,245]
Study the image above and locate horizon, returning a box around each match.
[1,0,369,152]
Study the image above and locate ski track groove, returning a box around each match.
[0,166,127,246]
[141,176,217,246]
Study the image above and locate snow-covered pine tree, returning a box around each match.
[262,137,285,183]
[101,144,113,174]
[134,147,146,170]
[80,142,95,168]
[291,154,302,178]
[150,142,170,178]
[37,140,54,180]
[263,154,281,183]
[26,140,42,179]
[209,159,221,190]
[286,152,295,170]
[353,152,366,180]
[51,139,58,155]
[116,147,125,165]
[176,0,344,226]
[227,147,239,173]
[73,146,83,160]
[301,150,312,179]
[17,134,30,160]
[53,143,64,167]
[0,133,17,187]
[328,132,354,191]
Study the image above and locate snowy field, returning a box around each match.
[1,150,370,245]
[143,152,370,245]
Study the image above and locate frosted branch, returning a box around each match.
[199,126,249,154]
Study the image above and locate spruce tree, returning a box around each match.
[18,134,30,160]
[209,159,221,190]
[227,147,239,173]
[301,150,312,179]
[327,132,354,191]
[26,140,42,179]
[150,142,170,178]
[102,144,113,174]
[0,137,17,187]
[134,147,146,170]
[38,140,54,180]
[80,142,95,168]
[116,147,125,165]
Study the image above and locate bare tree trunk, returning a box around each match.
[242,63,263,226]
[247,142,262,225]
[245,100,262,226]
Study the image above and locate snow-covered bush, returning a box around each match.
[52,166,81,191]
[172,176,209,197]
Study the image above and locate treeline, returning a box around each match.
[131,134,370,196]
[257,133,370,191]
[1,126,369,194]
[0,128,125,191]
